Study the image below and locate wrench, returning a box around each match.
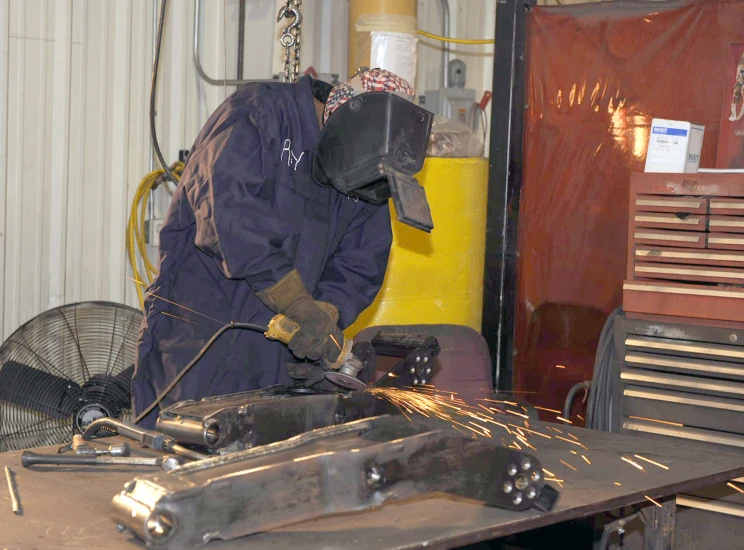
[22,451,183,471]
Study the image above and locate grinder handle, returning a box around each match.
[265,314,301,345]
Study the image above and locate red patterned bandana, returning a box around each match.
[322,68,415,125]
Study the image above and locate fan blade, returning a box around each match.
[0,361,81,419]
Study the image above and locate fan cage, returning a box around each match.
[0,301,142,452]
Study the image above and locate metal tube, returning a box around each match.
[440,0,450,88]
[149,0,158,173]
[5,466,20,514]
[237,0,245,81]
[193,0,269,86]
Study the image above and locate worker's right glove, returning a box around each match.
[256,270,345,363]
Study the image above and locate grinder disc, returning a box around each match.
[324,371,367,391]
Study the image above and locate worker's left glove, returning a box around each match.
[316,301,340,326]
[257,270,345,363]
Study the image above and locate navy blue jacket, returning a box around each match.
[132,77,392,428]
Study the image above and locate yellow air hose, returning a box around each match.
[127,162,184,309]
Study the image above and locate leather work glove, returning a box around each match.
[257,270,345,363]
[316,301,340,326]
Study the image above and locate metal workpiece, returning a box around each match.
[155,386,390,452]
[152,333,443,454]
[112,415,558,549]
[374,347,436,389]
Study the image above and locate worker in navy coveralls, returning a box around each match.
[132,69,414,428]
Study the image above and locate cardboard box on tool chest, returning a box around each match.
[623,172,744,322]
[644,119,705,174]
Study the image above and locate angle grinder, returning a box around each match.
[264,314,367,391]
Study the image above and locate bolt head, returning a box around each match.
[503,481,513,494]
[366,466,385,488]
[521,458,532,471]
[513,492,523,505]
[507,463,518,476]
[526,487,536,499]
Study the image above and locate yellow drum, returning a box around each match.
[346,157,488,336]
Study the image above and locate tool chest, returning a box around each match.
[612,313,744,447]
[624,173,744,322]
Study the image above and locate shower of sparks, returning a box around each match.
[556,416,573,424]
[559,460,578,472]
[127,277,226,325]
[510,425,551,439]
[555,435,588,450]
[476,398,518,406]
[614,482,622,486]
[645,496,662,508]
[628,415,684,427]
[577,415,584,421]
[570,450,578,455]
[542,468,555,477]
[634,454,669,470]
[159,311,197,324]
[367,387,523,441]
[555,365,566,369]
[582,455,591,465]
[534,406,562,414]
[621,456,645,471]
[727,482,744,494]
[568,433,579,441]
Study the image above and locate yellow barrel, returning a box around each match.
[346,157,489,336]
[347,0,417,78]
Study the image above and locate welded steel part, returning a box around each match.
[112,415,559,549]
[155,386,392,453]
[373,347,435,389]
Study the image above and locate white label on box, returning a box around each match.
[647,127,688,166]
[370,31,417,88]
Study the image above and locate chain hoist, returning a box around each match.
[276,0,302,83]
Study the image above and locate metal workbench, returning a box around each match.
[2,421,744,549]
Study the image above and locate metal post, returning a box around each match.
[237,0,246,81]
[639,498,676,550]
[482,0,531,391]
[440,0,450,88]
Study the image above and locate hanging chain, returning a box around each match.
[277,0,302,83]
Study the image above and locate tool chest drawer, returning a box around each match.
[627,174,744,321]
[613,313,744,448]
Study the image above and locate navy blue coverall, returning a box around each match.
[132,76,392,428]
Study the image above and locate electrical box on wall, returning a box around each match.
[145,219,165,248]
[422,59,476,124]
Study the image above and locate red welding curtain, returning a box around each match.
[515,0,744,420]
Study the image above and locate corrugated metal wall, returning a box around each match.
[0,0,495,340]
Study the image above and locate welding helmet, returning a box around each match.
[312,82,435,232]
